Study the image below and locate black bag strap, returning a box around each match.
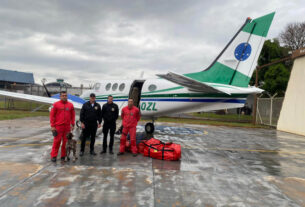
[142,139,175,159]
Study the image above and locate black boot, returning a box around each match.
[117,152,124,156]
[51,157,57,162]
[90,151,97,156]
[79,151,84,157]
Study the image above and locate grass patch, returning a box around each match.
[190,112,252,121]
[0,110,267,129]
[0,100,50,111]
[0,110,49,120]
[151,117,269,128]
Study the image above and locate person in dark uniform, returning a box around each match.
[101,95,119,154]
[80,93,102,156]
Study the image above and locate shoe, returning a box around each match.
[100,150,106,154]
[79,151,84,157]
[61,157,65,161]
[117,152,124,156]
[132,154,138,157]
[51,157,57,162]
[109,151,114,154]
[90,151,97,156]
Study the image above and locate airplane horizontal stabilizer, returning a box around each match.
[157,72,231,95]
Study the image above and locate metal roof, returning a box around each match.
[0,69,34,84]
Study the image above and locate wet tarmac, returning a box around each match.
[0,116,305,207]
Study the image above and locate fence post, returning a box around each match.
[270,93,278,126]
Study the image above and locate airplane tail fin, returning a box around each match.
[185,12,275,87]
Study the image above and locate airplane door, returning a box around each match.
[129,80,145,108]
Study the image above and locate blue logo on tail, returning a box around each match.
[234,43,251,61]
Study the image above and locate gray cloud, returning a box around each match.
[0,0,304,86]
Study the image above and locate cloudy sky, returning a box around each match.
[0,0,304,86]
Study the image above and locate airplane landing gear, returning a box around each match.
[145,122,155,134]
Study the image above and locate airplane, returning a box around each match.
[0,12,275,133]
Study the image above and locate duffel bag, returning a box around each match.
[138,138,162,154]
[142,139,181,161]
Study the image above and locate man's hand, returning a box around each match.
[51,127,56,131]
[81,123,85,129]
[71,125,74,131]
[98,124,101,128]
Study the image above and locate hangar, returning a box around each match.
[0,68,34,89]
[277,47,305,136]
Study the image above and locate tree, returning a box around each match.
[250,39,290,86]
[262,63,290,96]
[280,22,305,50]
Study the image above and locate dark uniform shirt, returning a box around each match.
[101,102,119,124]
[80,101,102,124]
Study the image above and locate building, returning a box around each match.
[45,79,72,88]
[0,68,34,89]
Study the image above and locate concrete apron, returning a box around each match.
[0,117,305,207]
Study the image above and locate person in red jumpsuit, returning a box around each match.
[50,91,75,162]
[117,98,140,157]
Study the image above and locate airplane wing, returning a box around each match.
[157,72,231,95]
[0,90,84,109]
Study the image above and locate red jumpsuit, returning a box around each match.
[50,100,75,158]
[119,106,140,154]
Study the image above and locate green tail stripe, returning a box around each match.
[184,62,250,87]
[242,12,275,37]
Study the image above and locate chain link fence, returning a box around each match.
[256,96,284,127]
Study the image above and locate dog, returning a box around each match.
[66,132,78,162]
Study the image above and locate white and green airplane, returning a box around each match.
[0,12,275,130]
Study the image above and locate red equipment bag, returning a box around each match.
[138,138,161,154]
[141,138,181,161]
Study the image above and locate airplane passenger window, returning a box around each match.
[119,83,125,91]
[95,83,101,90]
[112,83,118,91]
[105,83,111,91]
[148,84,157,92]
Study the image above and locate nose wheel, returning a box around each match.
[145,122,155,134]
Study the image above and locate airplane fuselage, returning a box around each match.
[80,78,247,118]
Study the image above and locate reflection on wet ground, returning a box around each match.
[0,117,305,206]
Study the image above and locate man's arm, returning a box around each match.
[70,104,75,127]
[115,104,119,120]
[80,104,85,123]
[97,104,102,124]
[50,103,57,129]
[136,108,140,122]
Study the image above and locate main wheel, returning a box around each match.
[145,122,155,134]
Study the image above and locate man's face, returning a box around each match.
[128,99,133,108]
[90,96,96,102]
[108,96,113,104]
[60,93,67,102]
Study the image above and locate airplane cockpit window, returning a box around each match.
[94,83,101,90]
[119,83,125,91]
[105,83,111,91]
[112,83,118,91]
[148,84,157,92]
